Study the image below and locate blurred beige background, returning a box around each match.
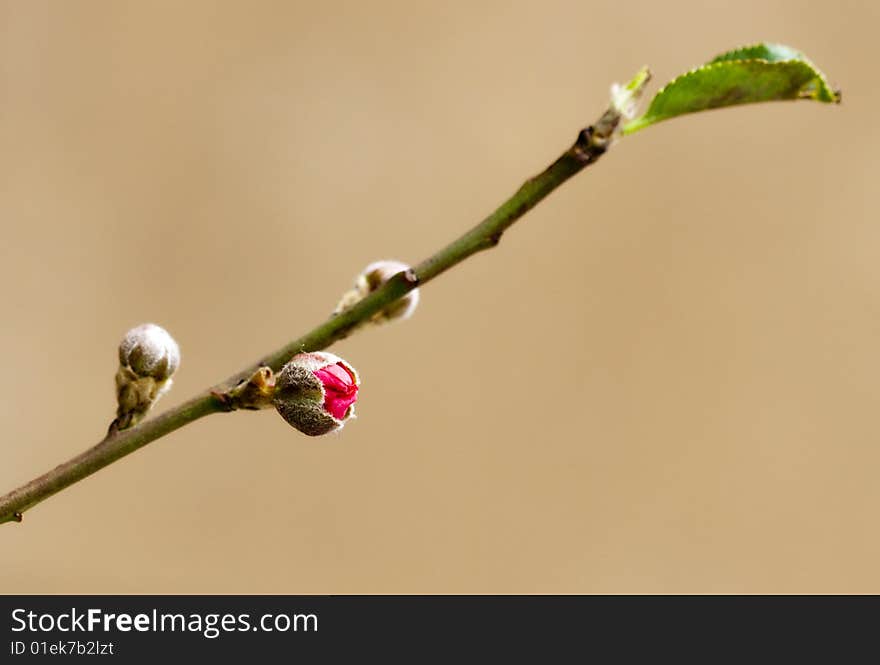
[1,0,877,593]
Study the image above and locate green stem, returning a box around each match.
[0,71,649,525]
[0,396,223,525]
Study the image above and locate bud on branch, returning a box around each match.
[273,353,360,436]
[113,323,180,431]
[335,260,420,328]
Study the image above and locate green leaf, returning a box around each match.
[622,43,840,135]
[709,42,806,64]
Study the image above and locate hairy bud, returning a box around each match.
[334,260,419,326]
[114,323,180,430]
[273,352,359,436]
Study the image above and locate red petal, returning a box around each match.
[313,363,358,420]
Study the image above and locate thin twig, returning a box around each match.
[0,71,649,525]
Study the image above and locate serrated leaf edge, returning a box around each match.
[622,55,840,135]
[710,42,804,64]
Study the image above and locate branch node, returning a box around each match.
[220,367,277,411]
[573,126,609,163]
[576,126,594,146]
[402,268,419,286]
[210,390,236,412]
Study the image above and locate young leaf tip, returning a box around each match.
[621,42,840,135]
[610,67,652,121]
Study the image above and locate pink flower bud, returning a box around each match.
[273,352,360,436]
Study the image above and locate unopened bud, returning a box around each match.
[226,366,276,410]
[334,260,419,326]
[273,352,359,436]
[114,323,180,430]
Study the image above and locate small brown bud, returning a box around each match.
[334,260,419,326]
[226,366,276,410]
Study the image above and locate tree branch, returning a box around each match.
[0,71,649,525]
